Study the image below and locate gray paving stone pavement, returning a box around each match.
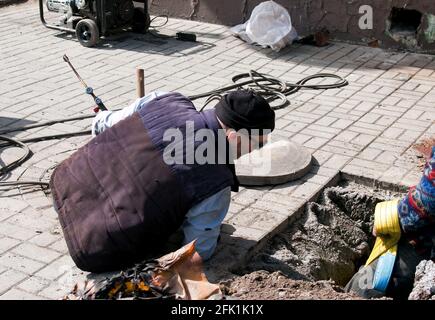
[0,2,434,299]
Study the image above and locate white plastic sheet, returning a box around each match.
[230,1,298,52]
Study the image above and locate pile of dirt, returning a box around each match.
[221,271,362,300]
[225,182,405,299]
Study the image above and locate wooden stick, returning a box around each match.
[136,68,145,98]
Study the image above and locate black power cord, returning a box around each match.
[146,15,197,42]
[0,180,49,187]
[191,70,348,111]
[0,114,94,135]
[0,135,32,175]
[0,70,348,190]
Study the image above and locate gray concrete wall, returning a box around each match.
[148,0,435,53]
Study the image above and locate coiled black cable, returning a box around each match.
[0,135,32,175]
[191,70,348,111]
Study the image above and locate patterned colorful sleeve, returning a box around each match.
[398,146,435,233]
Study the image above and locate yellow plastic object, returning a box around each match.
[366,199,401,266]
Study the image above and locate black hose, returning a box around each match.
[0,135,32,175]
[189,70,348,110]
[0,181,50,187]
[0,130,91,189]
[0,114,94,135]
[0,131,91,150]
[0,135,46,189]
[1,130,91,146]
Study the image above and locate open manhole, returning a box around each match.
[223,180,407,299]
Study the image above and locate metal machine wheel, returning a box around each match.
[132,7,151,33]
[75,19,99,47]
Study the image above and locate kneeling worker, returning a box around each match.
[49,90,275,272]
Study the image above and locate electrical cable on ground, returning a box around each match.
[0,115,94,135]
[0,70,348,190]
[191,70,348,111]
[150,15,169,28]
[0,135,32,175]
[147,14,173,40]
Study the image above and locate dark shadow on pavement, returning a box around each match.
[53,30,217,57]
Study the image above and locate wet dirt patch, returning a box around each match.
[221,271,362,300]
[224,181,405,299]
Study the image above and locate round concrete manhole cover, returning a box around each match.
[235,139,312,186]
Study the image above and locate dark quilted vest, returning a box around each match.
[50,93,237,272]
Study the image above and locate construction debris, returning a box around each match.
[65,241,222,300]
[295,28,330,47]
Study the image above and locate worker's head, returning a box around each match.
[215,90,275,159]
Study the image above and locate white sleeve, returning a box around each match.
[91,91,168,136]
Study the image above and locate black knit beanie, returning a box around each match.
[215,90,275,134]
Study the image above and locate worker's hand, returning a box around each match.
[372,226,377,237]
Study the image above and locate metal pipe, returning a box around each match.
[136,68,145,98]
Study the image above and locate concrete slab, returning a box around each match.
[235,139,313,186]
